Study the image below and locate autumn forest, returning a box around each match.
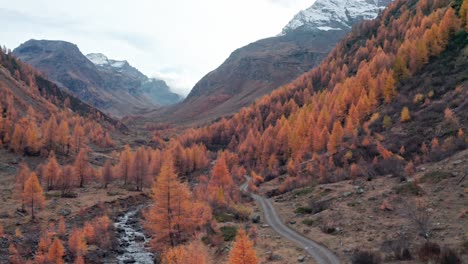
[0,0,467,263]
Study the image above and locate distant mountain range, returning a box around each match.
[13,40,181,117]
[141,0,393,126]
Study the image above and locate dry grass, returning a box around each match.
[260,150,468,263]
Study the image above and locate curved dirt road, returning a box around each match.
[241,179,340,264]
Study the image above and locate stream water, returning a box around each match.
[114,207,154,264]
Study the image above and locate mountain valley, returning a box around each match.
[0,0,467,263]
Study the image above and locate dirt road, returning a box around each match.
[241,179,341,264]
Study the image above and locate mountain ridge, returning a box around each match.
[13,40,181,117]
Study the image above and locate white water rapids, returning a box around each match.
[114,208,154,264]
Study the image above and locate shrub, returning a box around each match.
[302,219,314,226]
[352,250,381,264]
[214,212,235,223]
[295,207,313,214]
[220,226,237,241]
[375,157,404,178]
[231,204,252,221]
[308,198,332,214]
[439,248,461,264]
[293,186,314,197]
[414,93,425,104]
[383,115,392,129]
[394,182,424,196]
[418,242,441,262]
[420,171,453,183]
[401,107,411,122]
[382,238,412,260]
[320,221,337,234]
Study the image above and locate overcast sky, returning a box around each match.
[0,0,315,96]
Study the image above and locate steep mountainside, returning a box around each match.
[0,46,124,156]
[13,40,181,117]
[176,0,467,193]
[142,0,392,126]
[0,48,120,127]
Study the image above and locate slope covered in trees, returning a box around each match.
[1,0,467,263]
[175,0,467,193]
[0,47,121,156]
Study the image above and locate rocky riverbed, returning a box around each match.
[114,207,154,264]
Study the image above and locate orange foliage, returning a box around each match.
[83,222,95,244]
[69,227,87,257]
[207,152,237,206]
[118,144,134,185]
[22,172,45,219]
[44,151,62,191]
[9,244,23,264]
[47,238,65,264]
[74,148,91,188]
[58,217,66,236]
[13,162,30,210]
[229,229,258,264]
[161,240,212,264]
[101,160,113,189]
[401,107,411,122]
[145,157,211,250]
[171,1,461,188]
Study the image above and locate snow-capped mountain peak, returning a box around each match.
[86,53,109,66]
[282,0,392,34]
[86,53,128,68]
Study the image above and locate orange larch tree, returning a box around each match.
[229,229,258,264]
[145,157,211,250]
[207,153,236,206]
[401,107,411,122]
[22,172,45,219]
[68,227,87,258]
[101,160,113,189]
[45,151,62,191]
[118,145,133,185]
[162,240,212,264]
[13,162,30,211]
[43,114,58,151]
[74,148,91,188]
[133,147,148,191]
[59,165,75,196]
[57,120,70,155]
[71,123,86,154]
[58,217,66,237]
[47,237,65,264]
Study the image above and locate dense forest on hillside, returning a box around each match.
[0,0,467,263]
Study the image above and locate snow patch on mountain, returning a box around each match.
[86,53,108,65]
[86,53,127,68]
[282,0,392,34]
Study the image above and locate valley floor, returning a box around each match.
[254,150,467,263]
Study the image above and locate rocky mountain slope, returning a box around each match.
[142,0,393,126]
[13,40,181,117]
[0,48,121,128]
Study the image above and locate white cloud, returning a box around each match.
[0,0,315,96]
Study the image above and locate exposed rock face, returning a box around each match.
[13,40,181,117]
[144,0,393,126]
